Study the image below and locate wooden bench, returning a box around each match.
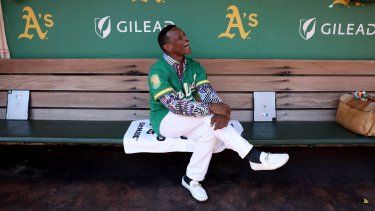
[0,59,374,145]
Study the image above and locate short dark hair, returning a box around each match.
[158,25,177,52]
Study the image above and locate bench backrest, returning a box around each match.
[0,59,374,121]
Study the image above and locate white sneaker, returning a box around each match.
[181,176,208,201]
[250,152,289,171]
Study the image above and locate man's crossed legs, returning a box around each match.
[160,112,289,201]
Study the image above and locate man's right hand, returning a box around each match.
[209,102,231,119]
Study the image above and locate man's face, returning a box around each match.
[163,27,191,57]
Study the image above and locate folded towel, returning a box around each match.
[123,119,244,154]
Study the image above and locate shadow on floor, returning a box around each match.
[0,145,373,210]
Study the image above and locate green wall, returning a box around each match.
[2,0,375,59]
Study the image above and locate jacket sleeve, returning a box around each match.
[159,91,211,116]
[197,83,223,104]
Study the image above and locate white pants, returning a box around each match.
[160,112,253,181]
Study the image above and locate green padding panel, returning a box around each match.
[1,0,374,59]
[0,120,374,145]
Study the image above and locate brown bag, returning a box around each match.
[336,94,375,136]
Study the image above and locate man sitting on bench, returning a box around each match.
[148,25,289,201]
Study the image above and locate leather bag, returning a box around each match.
[336,94,375,136]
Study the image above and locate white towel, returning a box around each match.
[123,119,244,154]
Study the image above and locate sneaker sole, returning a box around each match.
[181,178,208,202]
[250,155,289,171]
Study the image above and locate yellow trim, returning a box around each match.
[196,80,210,86]
[154,87,174,100]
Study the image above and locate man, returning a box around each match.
[148,25,289,201]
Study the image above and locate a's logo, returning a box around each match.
[175,74,197,100]
[18,6,54,40]
[131,0,165,3]
[329,0,364,8]
[95,16,111,39]
[299,18,317,40]
[218,5,259,40]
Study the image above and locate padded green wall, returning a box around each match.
[2,0,374,59]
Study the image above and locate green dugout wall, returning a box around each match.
[1,0,374,59]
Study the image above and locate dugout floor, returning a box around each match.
[0,145,373,210]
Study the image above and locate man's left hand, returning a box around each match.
[210,114,229,130]
[209,102,231,119]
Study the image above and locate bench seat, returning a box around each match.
[0,120,373,146]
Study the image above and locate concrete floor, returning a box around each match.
[0,145,373,210]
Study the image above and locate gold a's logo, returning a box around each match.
[18,6,54,40]
[218,5,259,40]
[329,0,364,8]
[131,0,165,3]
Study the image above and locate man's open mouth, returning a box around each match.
[184,43,190,48]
